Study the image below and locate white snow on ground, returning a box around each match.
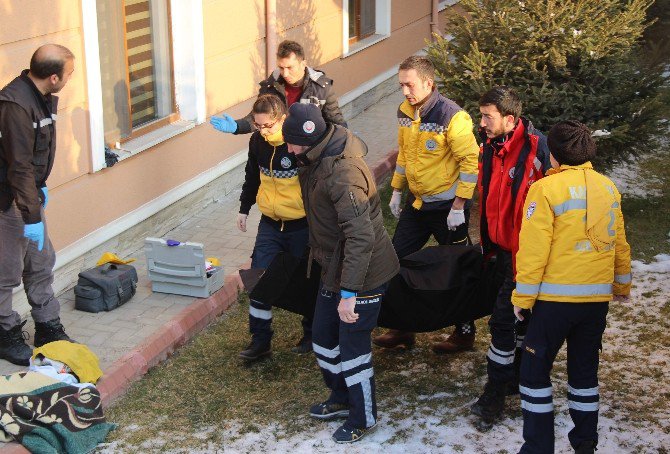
[96,150,670,453]
[607,156,663,198]
[98,255,670,453]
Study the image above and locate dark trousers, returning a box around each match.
[0,204,60,330]
[519,301,608,454]
[392,199,474,334]
[487,250,528,384]
[312,283,386,429]
[249,217,310,343]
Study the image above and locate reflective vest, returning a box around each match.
[391,89,479,210]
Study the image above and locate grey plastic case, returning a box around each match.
[144,237,224,298]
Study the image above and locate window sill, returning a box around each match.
[439,0,460,11]
[112,119,195,164]
[342,33,390,58]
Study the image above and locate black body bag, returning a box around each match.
[239,245,502,331]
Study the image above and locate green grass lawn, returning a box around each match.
[102,165,670,451]
[618,142,670,261]
[102,178,488,451]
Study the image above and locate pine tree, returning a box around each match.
[427,0,668,164]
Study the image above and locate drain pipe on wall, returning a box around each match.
[266,0,277,76]
[430,0,440,40]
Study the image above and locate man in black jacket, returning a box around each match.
[0,44,75,366]
[210,40,346,134]
[282,103,399,443]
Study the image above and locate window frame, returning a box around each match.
[348,0,376,45]
[119,0,178,144]
[82,0,206,171]
[341,0,391,58]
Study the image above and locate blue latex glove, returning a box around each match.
[24,222,45,251]
[210,114,237,134]
[41,186,48,208]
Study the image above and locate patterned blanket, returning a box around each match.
[0,371,115,453]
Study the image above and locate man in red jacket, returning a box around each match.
[470,86,552,425]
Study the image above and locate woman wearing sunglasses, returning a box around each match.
[236,94,311,361]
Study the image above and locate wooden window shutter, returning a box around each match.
[360,0,376,38]
[124,0,156,128]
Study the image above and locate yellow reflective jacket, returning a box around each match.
[391,89,479,210]
[512,162,632,309]
[239,131,305,222]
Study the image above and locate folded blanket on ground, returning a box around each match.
[0,371,115,453]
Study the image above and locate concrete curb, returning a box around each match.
[0,149,399,453]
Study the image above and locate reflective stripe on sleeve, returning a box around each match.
[459,172,478,183]
[615,273,631,284]
[395,165,406,175]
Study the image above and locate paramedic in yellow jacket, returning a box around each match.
[511,121,631,454]
[373,56,480,352]
[236,94,311,361]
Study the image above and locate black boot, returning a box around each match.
[575,440,597,454]
[471,381,506,422]
[34,318,74,347]
[0,320,32,366]
[291,335,313,354]
[239,337,271,361]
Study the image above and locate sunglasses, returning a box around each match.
[252,118,281,130]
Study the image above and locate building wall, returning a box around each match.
[0,0,440,253]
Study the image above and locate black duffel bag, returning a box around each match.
[74,263,138,313]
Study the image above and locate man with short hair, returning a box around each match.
[470,86,552,425]
[0,44,76,365]
[373,55,480,353]
[210,40,346,134]
[282,102,399,443]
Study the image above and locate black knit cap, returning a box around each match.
[547,120,596,166]
[282,103,327,146]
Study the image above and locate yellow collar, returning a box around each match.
[262,128,284,146]
[547,161,594,176]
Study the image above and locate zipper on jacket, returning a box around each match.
[349,191,360,217]
[270,146,278,220]
[494,155,504,244]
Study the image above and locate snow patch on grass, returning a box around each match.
[607,157,663,198]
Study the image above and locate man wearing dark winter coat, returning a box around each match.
[0,44,76,366]
[282,103,399,444]
[210,40,346,134]
[470,86,552,425]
